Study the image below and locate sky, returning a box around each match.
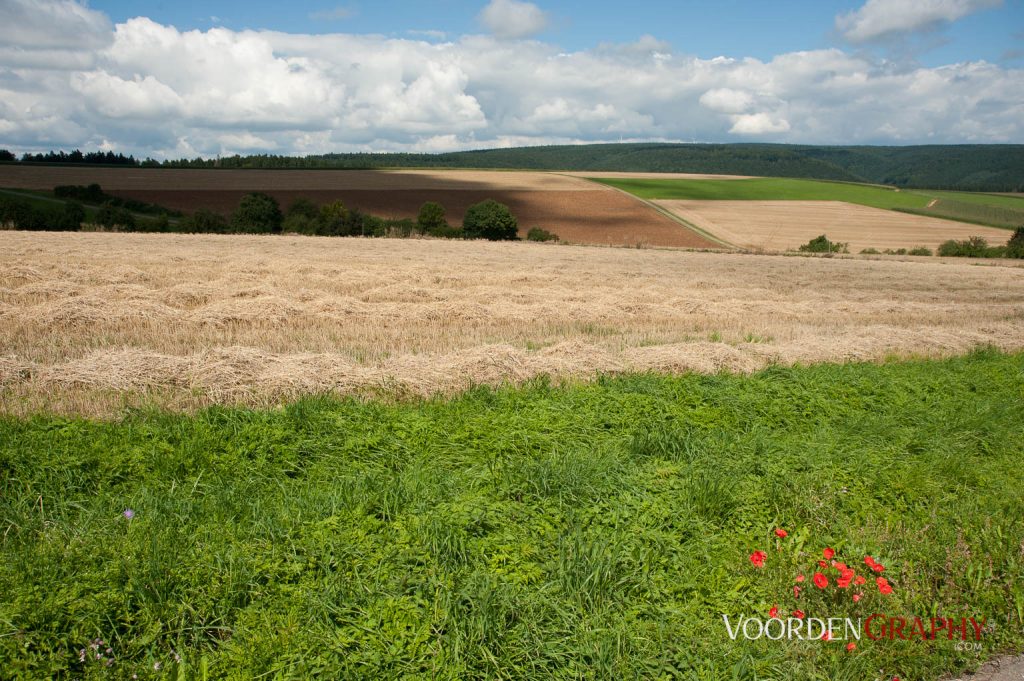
[1,0,1022,158]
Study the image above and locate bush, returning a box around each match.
[463,199,518,241]
[859,247,881,254]
[184,209,229,234]
[53,202,85,231]
[798,234,848,254]
[282,213,315,235]
[287,198,319,221]
[1006,227,1024,259]
[96,202,137,230]
[230,192,283,233]
[937,236,997,258]
[907,246,932,256]
[417,201,448,235]
[526,227,559,242]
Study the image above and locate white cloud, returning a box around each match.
[0,1,1022,156]
[478,0,549,40]
[729,113,791,135]
[837,0,1003,43]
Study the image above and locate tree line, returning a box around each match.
[0,187,557,242]
[4,143,1022,192]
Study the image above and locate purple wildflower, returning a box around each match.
[123,509,135,520]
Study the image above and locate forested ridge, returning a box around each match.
[2,143,1022,192]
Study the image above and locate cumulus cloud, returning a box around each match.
[478,0,549,40]
[0,1,1022,156]
[837,0,1003,43]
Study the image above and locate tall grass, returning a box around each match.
[2,351,1023,679]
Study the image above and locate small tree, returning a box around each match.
[317,201,351,236]
[230,192,283,233]
[96,201,136,231]
[54,201,85,231]
[1007,227,1024,259]
[287,197,319,220]
[463,199,518,241]
[798,234,848,254]
[417,201,447,235]
[526,227,559,242]
[184,209,229,234]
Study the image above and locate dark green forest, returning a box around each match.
[3,143,1023,192]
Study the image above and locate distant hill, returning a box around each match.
[4,143,1023,192]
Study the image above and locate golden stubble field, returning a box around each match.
[656,200,1012,252]
[2,231,1023,417]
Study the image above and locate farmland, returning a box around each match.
[654,200,1013,253]
[0,166,716,249]
[3,231,1024,417]
[595,177,1024,250]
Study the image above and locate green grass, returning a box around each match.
[595,177,1024,229]
[2,351,1024,679]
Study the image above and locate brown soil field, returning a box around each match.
[0,166,717,248]
[2,231,1022,417]
[655,200,1013,252]
[111,188,715,248]
[0,166,596,191]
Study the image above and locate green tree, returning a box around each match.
[417,201,447,235]
[1007,227,1024,259]
[96,202,136,231]
[54,201,85,231]
[317,201,351,236]
[462,199,518,241]
[184,209,229,234]
[230,192,283,233]
[287,197,319,220]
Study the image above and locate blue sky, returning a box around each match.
[1,0,1023,156]
[88,0,1022,66]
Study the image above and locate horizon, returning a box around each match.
[1,0,1023,159]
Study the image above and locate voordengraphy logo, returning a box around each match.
[726,527,990,653]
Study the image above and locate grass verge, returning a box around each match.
[1,350,1022,679]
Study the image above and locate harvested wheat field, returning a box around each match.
[2,231,1023,417]
[656,200,1012,252]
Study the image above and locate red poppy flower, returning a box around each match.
[852,593,862,603]
[835,562,848,571]
[775,528,788,538]
[846,642,856,652]
[823,548,835,560]
[877,577,893,595]
[855,575,866,586]
[872,562,885,573]
[793,585,801,599]
[792,609,805,619]
[837,576,852,589]
[769,605,779,618]
[822,631,832,642]
[864,555,876,567]
[818,560,828,568]
[795,574,805,583]
[750,550,767,568]
[813,572,829,589]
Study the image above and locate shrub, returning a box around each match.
[1006,227,1024,259]
[287,198,319,221]
[937,236,996,258]
[53,201,85,231]
[463,199,518,241]
[282,213,315,235]
[317,201,351,236]
[859,247,881,254]
[526,227,559,242]
[184,209,229,234]
[798,234,848,254]
[907,246,933,256]
[96,202,137,231]
[417,201,447,235]
[230,192,283,233]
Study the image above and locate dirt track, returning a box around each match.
[2,231,1023,417]
[656,200,1012,252]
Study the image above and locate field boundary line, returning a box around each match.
[565,175,737,249]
